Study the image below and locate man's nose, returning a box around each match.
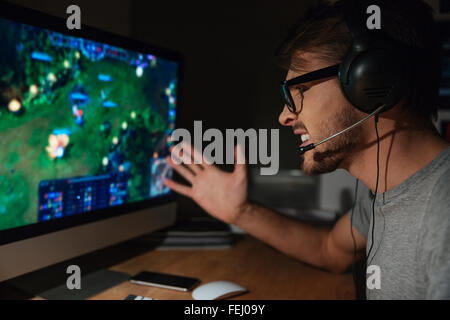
[279,105,298,127]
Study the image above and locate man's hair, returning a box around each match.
[275,0,442,120]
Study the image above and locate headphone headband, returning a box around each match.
[335,0,412,114]
[336,0,368,39]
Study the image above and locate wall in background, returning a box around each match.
[6,0,131,36]
[130,1,318,170]
[129,1,324,217]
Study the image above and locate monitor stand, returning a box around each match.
[39,269,129,300]
[3,269,130,300]
[0,237,160,300]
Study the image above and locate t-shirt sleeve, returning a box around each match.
[418,169,450,299]
[350,182,373,238]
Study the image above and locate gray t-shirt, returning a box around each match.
[351,146,450,299]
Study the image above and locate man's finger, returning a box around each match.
[177,143,203,174]
[182,142,213,167]
[170,145,201,173]
[166,156,195,184]
[234,144,247,174]
[163,179,192,198]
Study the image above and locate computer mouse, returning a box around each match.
[192,281,248,300]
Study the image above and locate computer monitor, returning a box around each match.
[0,2,181,283]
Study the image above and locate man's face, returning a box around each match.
[279,54,364,176]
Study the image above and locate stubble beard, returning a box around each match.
[301,105,362,176]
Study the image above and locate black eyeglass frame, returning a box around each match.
[281,64,340,113]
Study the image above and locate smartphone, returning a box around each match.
[130,271,200,292]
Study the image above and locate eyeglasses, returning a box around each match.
[281,64,340,114]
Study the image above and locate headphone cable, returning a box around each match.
[366,115,380,263]
[350,179,359,290]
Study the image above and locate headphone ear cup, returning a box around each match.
[339,39,411,114]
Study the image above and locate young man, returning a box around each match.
[163,0,450,299]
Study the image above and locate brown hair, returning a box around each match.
[275,0,442,120]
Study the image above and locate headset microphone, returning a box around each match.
[298,105,385,155]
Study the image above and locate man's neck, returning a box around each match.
[342,117,449,193]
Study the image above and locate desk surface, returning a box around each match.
[91,235,355,300]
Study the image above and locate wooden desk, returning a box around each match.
[91,235,355,300]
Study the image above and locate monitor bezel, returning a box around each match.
[0,1,183,246]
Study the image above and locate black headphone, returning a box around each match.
[297,0,416,155]
[336,0,412,114]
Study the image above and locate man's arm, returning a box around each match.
[164,144,366,274]
[235,203,366,273]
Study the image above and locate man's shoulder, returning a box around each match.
[428,166,450,208]
[422,166,450,232]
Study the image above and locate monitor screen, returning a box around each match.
[0,17,178,233]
